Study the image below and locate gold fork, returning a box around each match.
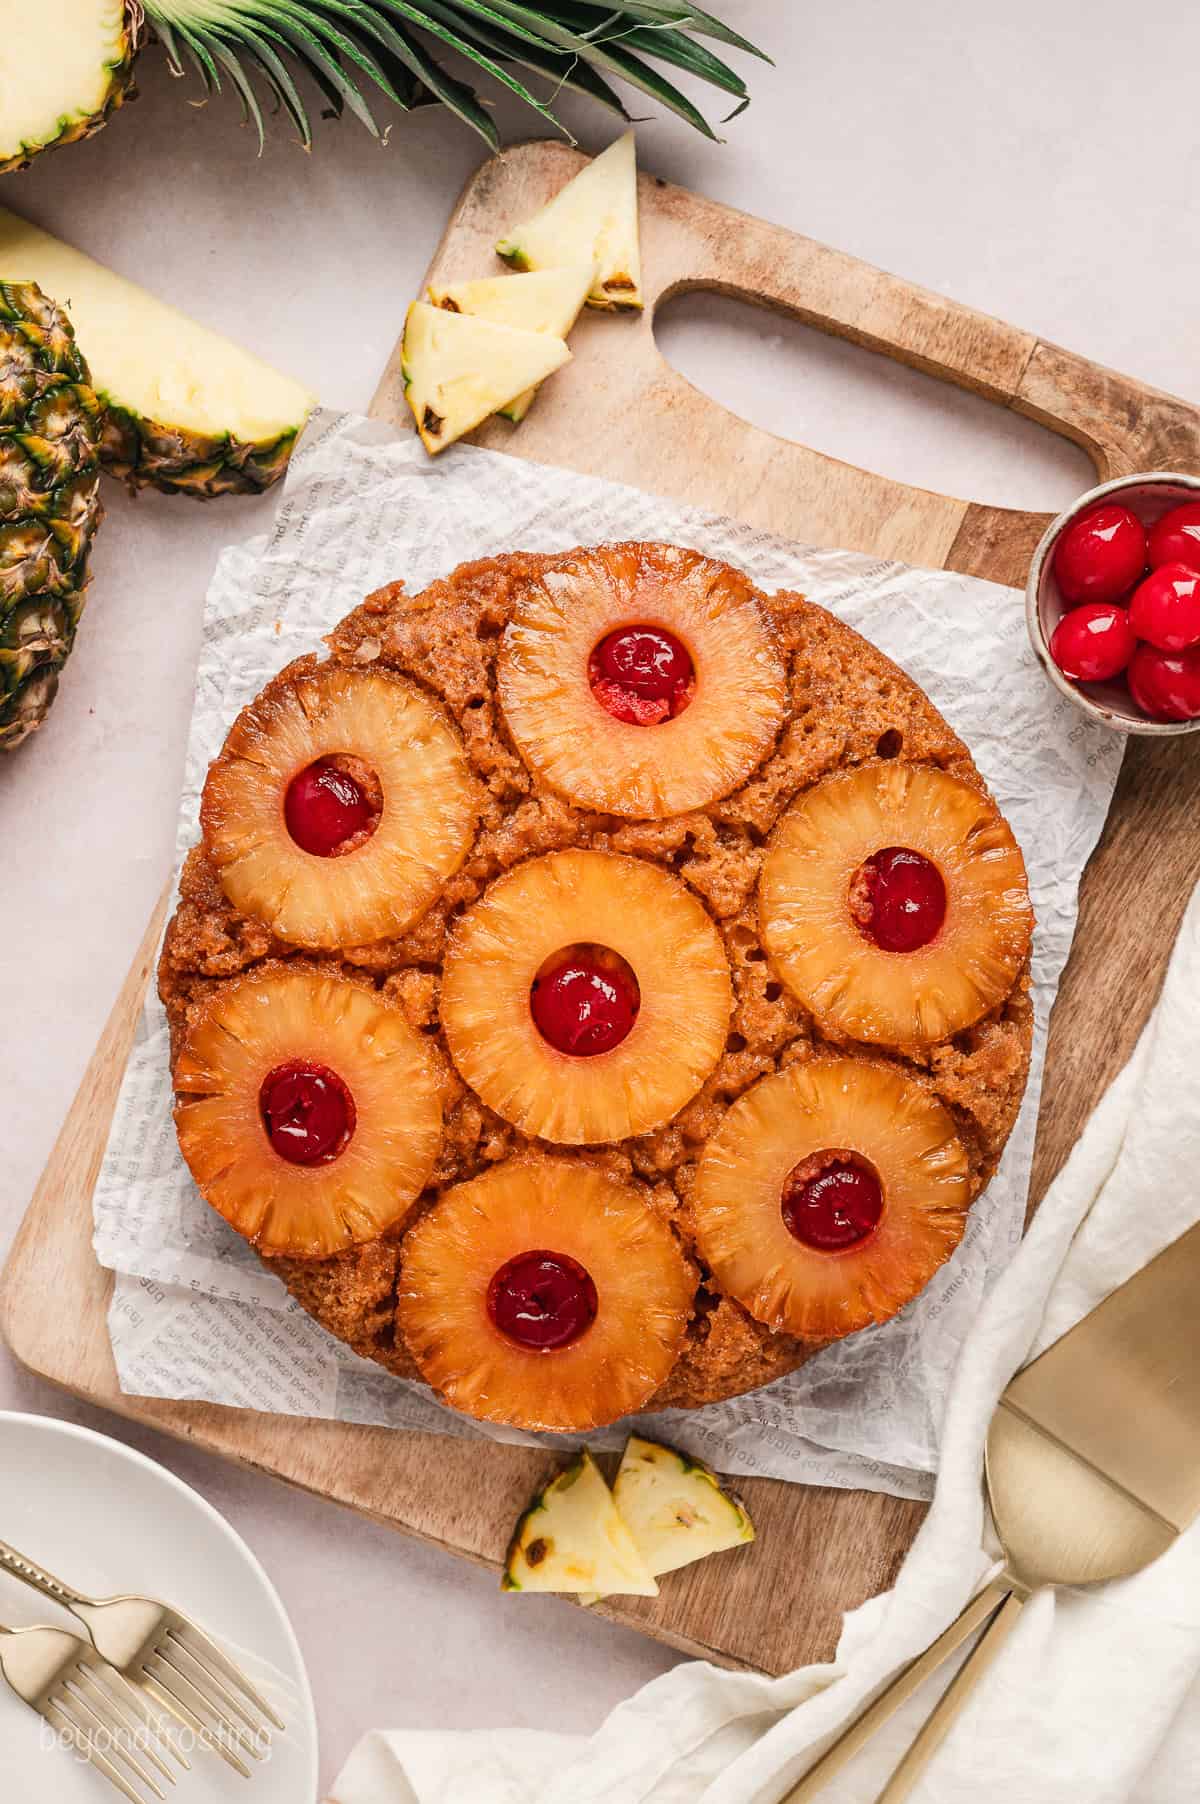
[0,1618,184,1802]
[782,1218,1200,1802]
[0,1537,285,1778]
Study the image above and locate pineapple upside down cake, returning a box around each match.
[161,542,1034,1433]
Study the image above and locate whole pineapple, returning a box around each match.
[0,283,104,750]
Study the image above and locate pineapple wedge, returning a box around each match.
[0,0,139,175]
[0,208,316,497]
[613,1438,755,1578]
[426,266,593,424]
[402,301,570,455]
[503,1453,658,1596]
[496,132,643,312]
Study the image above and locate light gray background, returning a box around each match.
[0,3,1191,1794]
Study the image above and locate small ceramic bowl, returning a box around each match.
[1026,470,1200,736]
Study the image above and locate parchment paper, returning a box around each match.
[93,410,1121,1500]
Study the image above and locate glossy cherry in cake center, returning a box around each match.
[530,944,641,1057]
[259,1060,357,1165]
[587,625,696,725]
[850,846,947,953]
[284,756,379,857]
[487,1250,599,1351]
[781,1151,884,1252]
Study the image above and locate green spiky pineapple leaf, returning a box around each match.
[142,0,768,148]
[579,2,772,60]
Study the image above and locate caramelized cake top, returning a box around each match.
[161,544,1034,1425]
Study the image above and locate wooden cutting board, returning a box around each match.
[4,143,1200,1679]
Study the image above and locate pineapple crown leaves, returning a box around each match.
[140,0,769,151]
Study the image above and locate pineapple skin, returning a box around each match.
[100,404,303,500]
[0,4,142,175]
[0,283,104,750]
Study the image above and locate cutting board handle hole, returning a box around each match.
[653,291,1095,514]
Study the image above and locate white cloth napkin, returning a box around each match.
[329,884,1200,1804]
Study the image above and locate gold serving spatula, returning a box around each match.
[784,1217,1200,1803]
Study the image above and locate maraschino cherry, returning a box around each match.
[531,949,640,1056]
[782,1157,883,1252]
[1053,503,1146,605]
[856,848,946,953]
[588,625,695,726]
[1127,643,1200,721]
[260,1061,356,1165]
[1049,603,1135,682]
[1043,494,1200,723]
[285,758,374,857]
[487,1251,598,1350]
[1128,564,1200,653]
[1147,501,1200,573]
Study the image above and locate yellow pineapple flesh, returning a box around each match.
[691,1057,971,1341]
[439,849,732,1144]
[504,1452,658,1595]
[401,301,570,454]
[495,131,643,312]
[174,967,443,1259]
[611,1436,755,1579]
[497,542,786,819]
[759,764,1032,1047]
[397,1156,695,1431]
[426,266,594,424]
[201,664,478,950]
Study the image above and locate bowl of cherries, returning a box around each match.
[1026,472,1200,734]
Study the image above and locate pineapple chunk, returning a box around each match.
[401,301,570,454]
[503,1453,658,1596]
[0,207,316,497]
[496,132,643,312]
[614,1437,755,1578]
[426,266,593,423]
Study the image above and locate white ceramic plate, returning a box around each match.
[0,1412,317,1802]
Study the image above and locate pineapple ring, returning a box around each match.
[174,967,442,1259]
[759,764,1032,1046]
[497,542,787,818]
[692,1058,972,1343]
[440,848,733,1144]
[398,1157,696,1431]
[201,664,478,950]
